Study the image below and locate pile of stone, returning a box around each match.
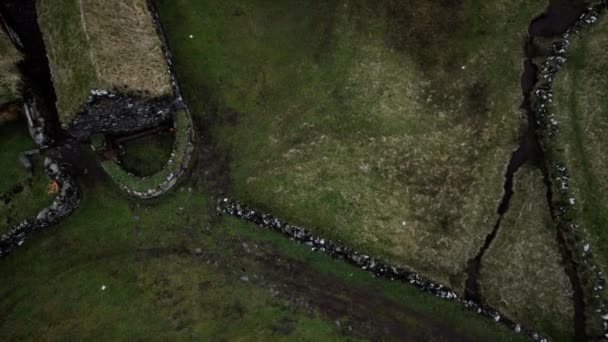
[530,1,608,338]
[218,198,547,341]
[0,157,80,258]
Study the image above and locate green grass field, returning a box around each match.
[154,0,545,291]
[2,0,594,339]
[0,146,525,340]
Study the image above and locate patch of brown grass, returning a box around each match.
[0,28,22,105]
[81,0,171,97]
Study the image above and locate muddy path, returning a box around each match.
[256,252,475,341]
[207,230,481,341]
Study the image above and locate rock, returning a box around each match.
[240,275,249,282]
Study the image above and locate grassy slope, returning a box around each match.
[552,18,608,276]
[36,0,171,125]
[0,149,525,341]
[0,119,52,235]
[479,166,574,341]
[0,28,21,105]
[155,0,545,290]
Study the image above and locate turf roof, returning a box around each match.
[37,0,172,126]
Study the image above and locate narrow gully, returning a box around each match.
[464,143,527,302]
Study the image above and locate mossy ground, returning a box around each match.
[0,0,584,339]
[117,131,174,177]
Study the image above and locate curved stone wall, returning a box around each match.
[99,108,195,199]
[96,1,197,200]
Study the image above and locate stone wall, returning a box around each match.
[0,157,80,257]
[100,108,195,199]
[218,199,548,341]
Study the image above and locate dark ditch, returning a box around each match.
[527,2,589,340]
[463,2,589,338]
[0,0,60,137]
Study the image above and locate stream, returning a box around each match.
[463,0,589,339]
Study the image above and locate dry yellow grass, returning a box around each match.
[81,0,171,96]
[37,0,171,124]
[0,28,22,105]
[479,166,574,338]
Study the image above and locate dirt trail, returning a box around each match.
[255,250,476,341]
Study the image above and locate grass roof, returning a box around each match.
[0,27,22,105]
[37,0,172,125]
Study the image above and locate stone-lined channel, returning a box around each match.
[462,4,591,338]
[529,1,608,339]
